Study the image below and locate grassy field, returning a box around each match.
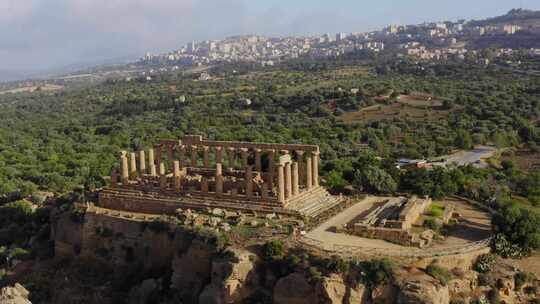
[339,101,450,124]
[0,84,64,95]
[501,149,540,173]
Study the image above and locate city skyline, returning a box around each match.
[1,0,539,74]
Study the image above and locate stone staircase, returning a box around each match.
[99,188,301,217]
[286,187,344,218]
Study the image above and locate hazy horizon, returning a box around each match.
[1,0,540,77]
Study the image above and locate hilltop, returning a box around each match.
[470,8,540,27]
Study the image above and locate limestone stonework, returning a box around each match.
[102,135,339,217]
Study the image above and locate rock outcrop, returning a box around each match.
[318,273,369,304]
[397,279,450,304]
[0,283,32,304]
[199,248,260,304]
[273,273,318,304]
[171,239,216,303]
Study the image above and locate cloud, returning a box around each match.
[0,0,251,71]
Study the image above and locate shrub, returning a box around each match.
[95,226,113,238]
[427,203,445,218]
[426,263,453,285]
[491,234,525,258]
[307,266,323,284]
[353,258,395,287]
[514,271,536,289]
[487,288,501,304]
[492,203,540,253]
[473,254,496,273]
[424,218,442,232]
[263,239,284,259]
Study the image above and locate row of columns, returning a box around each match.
[117,146,320,203]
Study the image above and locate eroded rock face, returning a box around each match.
[273,273,318,304]
[346,283,369,304]
[170,240,215,304]
[397,279,450,304]
[448,270,478,296]
[371,284,399,304]
[319,274,369,304]
[0,283,32,304]
[199,248,260,304]
[319,274,347,304]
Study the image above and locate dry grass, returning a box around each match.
[339,101,450,124]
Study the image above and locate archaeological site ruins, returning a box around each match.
[346,196,449,248]
[102,135,342,217]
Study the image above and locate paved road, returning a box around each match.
[433,145,497,168]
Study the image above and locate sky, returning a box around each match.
[1,0,539,74]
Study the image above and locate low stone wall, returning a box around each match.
[398,197,431,230]
[350,225,427,248]
[298,236,492,270]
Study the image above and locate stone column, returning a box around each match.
[159,163,166,176]
[130,152,137,178]
[277,164,285,203]
[167,145,174,169]
[111,169,118,187]
[148,148,155,169]
[203,146,210,168]
[215,163,223,195]
[155,145,162,169]
[292,162,299,196]
[240,148,249,168]
[267,149,275,188]
[255,149,262,172]
[285,162,292,199]
[201,177,209,193]
[150,163,157,177]
[173,161,181,191]
[121,155,129,184]
[139,150,146,174]
[296,151,305,186]
[261,183,268,199]
[227,147,235,170]
[159,163,167,189]
[190,145,198,167]
[245,166,253,198]
[178,145,185,168]
[215,146,223,165]
[305,154,313,189]
[312,152,319,187]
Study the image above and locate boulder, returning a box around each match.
[318,274,347,304]
[199,248,260,304]
[0,283,32,304]
[273,273,318,304]
[371,284,399,304]
[212,208,225,217]
[346,283,369,304]
[397,279,450,304]
[319,274,369,304]
[170,240,215,303]
[448,270,477,296]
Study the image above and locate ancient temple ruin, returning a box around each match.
[100,135,341,217]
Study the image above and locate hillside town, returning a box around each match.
[140,9,540,68]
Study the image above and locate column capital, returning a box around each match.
[214,146,222,152]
